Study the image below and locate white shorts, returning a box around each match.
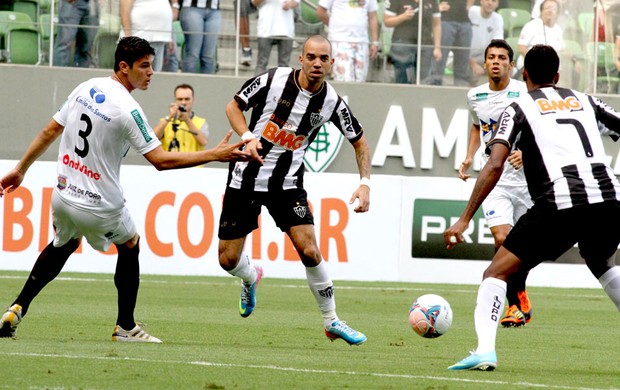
[482,184,532,228]
[52,191,137,252]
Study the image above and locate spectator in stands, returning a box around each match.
[469,0,504,85]
[316,0,380,82]
[517,0,564,70]
[53,0,99,67]
[430,0,475,86]
[120,0,174,72]
[384,0,442,85]
[234,0,256,67]
[163,0,181,72]
[180,0,221,74]
[153,84,209,152]
[252,0,298,75]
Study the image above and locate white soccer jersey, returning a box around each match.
[467,79,528,186]
[53,77,161,215]
[229,67,364,192]
[491,86,620,210]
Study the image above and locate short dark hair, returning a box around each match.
[524,44,559,85]
[484,39,514,63]
[302,35,332,55]
[174,83,194,97]
[114,36,155,72]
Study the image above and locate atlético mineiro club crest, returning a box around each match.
[293,204,307,218]
[304,122,344,172]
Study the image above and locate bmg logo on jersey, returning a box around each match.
[89,87,106,104]
[535,96,583,114]
[262,121,306,150]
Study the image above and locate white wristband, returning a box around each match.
[360,177,370,188]
[241,131,255,141]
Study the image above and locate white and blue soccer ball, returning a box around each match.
[408,294,453,338]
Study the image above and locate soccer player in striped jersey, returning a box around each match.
[460,39,534,328]
[445,44,620,370]
[218,35,371,345]
[0,37,251,342]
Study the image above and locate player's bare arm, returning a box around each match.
[144,130,251,170]
[225,99,264,165]
[445,142,509,249]
[0,119,64,197]
[459,124,481,181]
[349,135,371,213]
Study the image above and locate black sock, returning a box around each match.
[14,239,78,316]
[115,241,140,330]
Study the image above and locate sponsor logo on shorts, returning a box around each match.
[293,204,306,218]
[131,109,152,142]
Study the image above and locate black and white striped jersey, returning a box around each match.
[228,67,364,192]
[180,0,219,9]
[488,86,620,210]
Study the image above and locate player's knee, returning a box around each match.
[298,245,322,267]
[218,248,240,271]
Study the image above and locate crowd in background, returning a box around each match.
[3,0,620,93]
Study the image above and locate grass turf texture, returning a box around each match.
[0,271,618,389]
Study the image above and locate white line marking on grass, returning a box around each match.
[0,274,607,299]
[0,351,615,390]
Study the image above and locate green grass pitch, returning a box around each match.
[0,270,618,389]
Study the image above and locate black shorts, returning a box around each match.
[503,201,620,269]
[218,187,314,240]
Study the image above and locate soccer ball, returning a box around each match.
[408,294,453,338]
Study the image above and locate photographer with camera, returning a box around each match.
[154,84,208,152]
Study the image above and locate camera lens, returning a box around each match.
[179,105,187,112]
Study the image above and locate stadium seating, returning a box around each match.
[298,0,323,35]
[585,41,619,94]
[0,10,40,64]
[38,12,53,63]
[12,0,40,23]
[498,8,531,38]
[94,12,120,69]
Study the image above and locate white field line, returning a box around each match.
[0,351,616,390]
[0,274,607,299]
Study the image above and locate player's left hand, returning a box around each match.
[507,150,523,169]
[443,219,467,250]
[350,184,370,213]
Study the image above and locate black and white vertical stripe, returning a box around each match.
[181,0,219,9]
[489,86,620,210]
[229,67,363,192]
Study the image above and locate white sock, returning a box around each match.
[599,267,620,310]
[306,260,339,327]
[474,277,507,354]
[227,252,256,284]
